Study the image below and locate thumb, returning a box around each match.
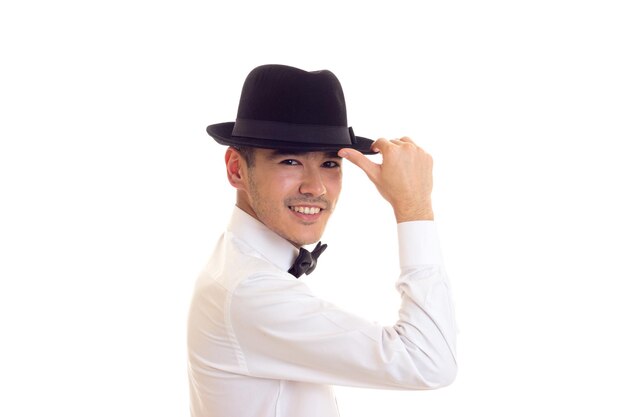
[338,148,379,179]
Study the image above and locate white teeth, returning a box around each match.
[290,206,321,214]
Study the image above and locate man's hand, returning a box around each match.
[339,137,434,222]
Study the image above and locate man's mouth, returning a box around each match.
[289,206,322,215]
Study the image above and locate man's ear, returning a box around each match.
[225,147,247,189]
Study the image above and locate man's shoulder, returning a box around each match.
[197,232,296,294]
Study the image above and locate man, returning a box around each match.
[188,64,457,417]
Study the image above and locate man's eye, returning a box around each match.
[322,161,340,168]
[280,159,299,166]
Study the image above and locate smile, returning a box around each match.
[289,206,322,215]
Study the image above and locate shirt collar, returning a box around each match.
[227,206,300,273]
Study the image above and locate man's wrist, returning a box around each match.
[394,204,434,223]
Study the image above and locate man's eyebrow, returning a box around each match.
[268,149,341,159]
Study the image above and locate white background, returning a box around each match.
[1,1,625,416]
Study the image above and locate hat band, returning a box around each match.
[232,118,356,145]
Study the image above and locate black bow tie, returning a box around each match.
[288,242,327,278]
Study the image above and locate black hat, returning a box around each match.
[206,64,375,154]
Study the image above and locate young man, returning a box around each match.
[187,64,457,417]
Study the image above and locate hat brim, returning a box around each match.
[206,122,377,155]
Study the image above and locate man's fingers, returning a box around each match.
[338,148,379,179]
[371,138,393,153]
[390,137,416,146]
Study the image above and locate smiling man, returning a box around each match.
[227,148,342,247]
[187,64,457,417]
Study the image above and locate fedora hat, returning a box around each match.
[206,64,376,154]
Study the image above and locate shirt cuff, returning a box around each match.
[397,221,443,267]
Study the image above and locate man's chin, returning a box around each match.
[287,230,325,247]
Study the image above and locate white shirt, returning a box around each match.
[187,207,457,417]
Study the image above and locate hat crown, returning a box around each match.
[236,65,348,126]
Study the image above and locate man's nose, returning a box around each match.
[299,167,326,197]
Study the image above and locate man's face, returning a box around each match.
[236,148,343,247]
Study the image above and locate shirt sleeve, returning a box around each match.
[228,221,457,390]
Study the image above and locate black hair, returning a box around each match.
[233,146,256,168]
